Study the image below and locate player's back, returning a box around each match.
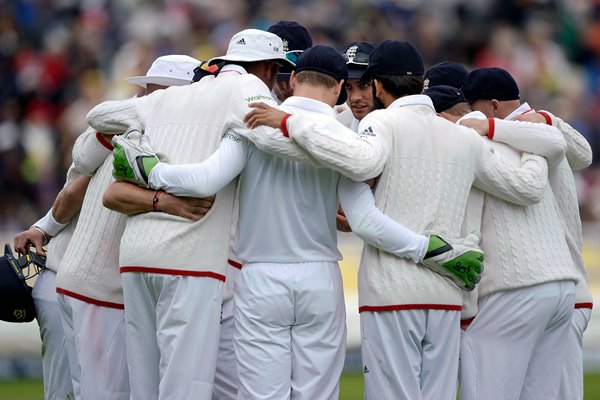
[119,72,268,275]
[358,96,502,309]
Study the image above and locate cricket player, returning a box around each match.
[423,61,469,90]
[336,41,376,131]
[456,68,583,400]
[243,40,563,399]
[55,54,201,400]
[13,170,89,400]
[268,20,313,104]
[86,29,301,400]
[109,44,487,399]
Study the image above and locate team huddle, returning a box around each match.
[13,20,592,400]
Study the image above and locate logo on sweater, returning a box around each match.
[223,132,241,143]
[363,365,370,374]
[359,126,375,137]
[244,94,274,103]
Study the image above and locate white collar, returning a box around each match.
[281,96,335,117]
[387,94,436,111]
[218,64,248,76]
[504,102,531,121]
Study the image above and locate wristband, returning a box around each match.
[280,114,292,137]
[152,190,162,211]
[537,111,553,126]
[33,209,68,238]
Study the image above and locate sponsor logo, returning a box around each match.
[363,365,370,374]
[223,132,241,143]
[346,45,358,62]
[236,38,246,45]
[359,126,375,137]
[282,39,289,53]
[13,309,26,320]
[244,94,274,103]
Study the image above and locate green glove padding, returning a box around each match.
[420,232,484,291]
[112,128,161,188]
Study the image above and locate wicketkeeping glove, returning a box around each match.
[420,232,484,291]
[112,127,163,188]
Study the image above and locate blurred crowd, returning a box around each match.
[1,0,600,230]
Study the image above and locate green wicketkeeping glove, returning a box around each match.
[112,127,161,188]
[420,232,485,291]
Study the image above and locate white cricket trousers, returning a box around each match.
[57,293,129,400]
[361,308,461,400]
[559,307,591,400]
[122,272,223,400]
[460,280,575,400]
[32,269,74,400]
[214,263,241,400]
[234,262,346,400]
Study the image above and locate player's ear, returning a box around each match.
[290,71,297,90]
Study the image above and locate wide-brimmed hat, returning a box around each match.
[126,54,201,88]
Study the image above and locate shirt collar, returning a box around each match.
[282,96,335,117]
[218,64,248,76]
[387,94,436,111]
[504,102,531,121]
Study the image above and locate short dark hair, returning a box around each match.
[372,74,424,98]
[295,70,338,88]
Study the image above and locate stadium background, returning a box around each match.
[0,0,599,397]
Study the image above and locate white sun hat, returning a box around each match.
[126,54,201,88]
[208,29,294,68]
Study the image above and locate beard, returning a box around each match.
[372,84,385,110]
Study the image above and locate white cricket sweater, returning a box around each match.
[356,96,550,312]
[86,65,275,278]
[459,109,579,299]
[543,111,593,307]
[56,157,127,308]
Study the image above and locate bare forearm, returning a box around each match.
[103,181,156,214]
[53,175,91,223]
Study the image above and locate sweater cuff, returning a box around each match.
[487,118,495,140]
[537,110,554,126]
[96,132,114,150]
[280,113,292,137]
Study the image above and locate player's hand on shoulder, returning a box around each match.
[244,102,287,129]
[459,118,489,136]
[514,111,547,124]
[14,228,47,257]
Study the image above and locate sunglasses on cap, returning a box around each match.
[284,50,303,65]
[192,61,220,82]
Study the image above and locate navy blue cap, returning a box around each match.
[295,45,348,105]
[342,42,375,80]
[424,85,467,113]
[424,61,469,90]
[461,67,520,104]
[366,40,424,78]
[268,21,313,78]
[268,21,313,52]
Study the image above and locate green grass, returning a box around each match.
[1,373,599,399]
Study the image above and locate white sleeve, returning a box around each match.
[148,131,248,197]
[472,134,548,206]
[337,176,428,263]
[72,127,113,176]
[540,110,593,171]
[287,112,390,182]
[491,119,566,167]
[226,77,315,164]
[237,124,317,164]
[86,95,152,134]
